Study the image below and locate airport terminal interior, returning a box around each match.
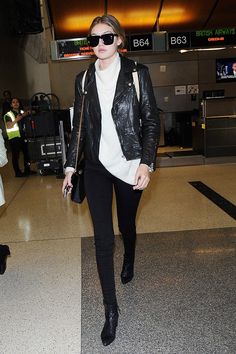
[0,0,236,353]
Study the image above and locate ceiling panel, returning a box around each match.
[48,0,236,40]
[159,0,216,31]
[206,0,236,29]
[108,0,161,34]
[49,0,105,39]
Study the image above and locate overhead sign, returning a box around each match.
[50,38,94,60]
[168,32,191,49]
[51,32,167,60]
[168,28,236,49]
[129,33,153,51]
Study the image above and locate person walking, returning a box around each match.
[62,14,160,346]
[0,128,10,274]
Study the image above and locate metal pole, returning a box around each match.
[59,120,66,175]
[104,0,108,15]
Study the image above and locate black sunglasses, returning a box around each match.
[87,33,118,47]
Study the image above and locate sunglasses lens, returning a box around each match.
[101,34,115,45]
[87,36,99,47]
[87,34,117,47]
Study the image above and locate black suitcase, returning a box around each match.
[24,111,59,138]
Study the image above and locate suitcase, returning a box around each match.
[23,111,58,138]
[28,136,62,162]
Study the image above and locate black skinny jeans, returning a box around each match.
[84,160,142,305]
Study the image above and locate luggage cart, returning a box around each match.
[25,92,64,176]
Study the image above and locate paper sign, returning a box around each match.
[175,85,186,95]
[187,84,199,94]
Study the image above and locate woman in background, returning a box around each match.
[0,128,10,274]
[62,14,160,346]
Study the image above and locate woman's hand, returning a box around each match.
[62,171,73,195]
[133,164,150,190]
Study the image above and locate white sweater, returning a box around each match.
[96,54,140,185]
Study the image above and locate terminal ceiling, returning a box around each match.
[47,0,236,40]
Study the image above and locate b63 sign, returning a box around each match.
[168,32,191,48]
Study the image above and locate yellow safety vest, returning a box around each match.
[4,111,21,140]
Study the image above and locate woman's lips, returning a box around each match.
[98,47,106,53]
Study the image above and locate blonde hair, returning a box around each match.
[88,14,126,48]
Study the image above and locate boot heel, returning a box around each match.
[101,303,119,346]
[121,258,134,284]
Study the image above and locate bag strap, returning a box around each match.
[74,69,87,171]
[132,62,140,102]
[81,69,87,93]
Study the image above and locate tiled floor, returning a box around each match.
[81,229,236,354]
[0,157,236,353]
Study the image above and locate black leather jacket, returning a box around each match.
[65,55,160,170]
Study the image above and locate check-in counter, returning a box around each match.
[192,97,236,157]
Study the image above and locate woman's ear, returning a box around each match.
[117,36,122,47]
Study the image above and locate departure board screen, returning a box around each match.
[169,28,236,49]
[57,38,93,59]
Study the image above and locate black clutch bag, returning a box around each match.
[70,70,87,204]
[71,159,85,204]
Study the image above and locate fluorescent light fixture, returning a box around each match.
[180,47,226,53]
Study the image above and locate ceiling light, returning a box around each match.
[179,47,226,53]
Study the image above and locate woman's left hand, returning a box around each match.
[133,164,150,190]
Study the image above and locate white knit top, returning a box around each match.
[95,53,140,185]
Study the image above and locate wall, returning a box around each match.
[1,0,236,114]
[47,47,236,111]
[0,0,51,104]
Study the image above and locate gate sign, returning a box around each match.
[168,32,191,49]
[129,33,153,51]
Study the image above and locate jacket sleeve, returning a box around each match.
[64,72,86,169]
[0,129,8,167]
[138,65,160,170]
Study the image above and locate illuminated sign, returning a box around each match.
[51,33,166,60]
[169,28,236,49]
[168,32,190,48]
[129,34,153,51]
[56,38,94,59]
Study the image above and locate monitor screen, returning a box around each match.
[216,58,236,82]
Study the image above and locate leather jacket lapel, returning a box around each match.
[85,65,101,117]
[113,56,135,107]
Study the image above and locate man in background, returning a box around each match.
[228,62,236,77]
[1,90,12,117]
[4,97,36,177]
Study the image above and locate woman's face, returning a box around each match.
[90,23,122,61]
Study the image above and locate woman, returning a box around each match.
[62,14,160,346]
[0,128,11,274]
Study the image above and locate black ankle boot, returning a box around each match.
[121,257,134,284]
[0,245,10,275]
[101,303,119,346]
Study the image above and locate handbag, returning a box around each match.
[71,158,85,203]
[71,70,87,204]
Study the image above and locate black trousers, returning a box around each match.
[84,160,142,305]
[9,137,29,175]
